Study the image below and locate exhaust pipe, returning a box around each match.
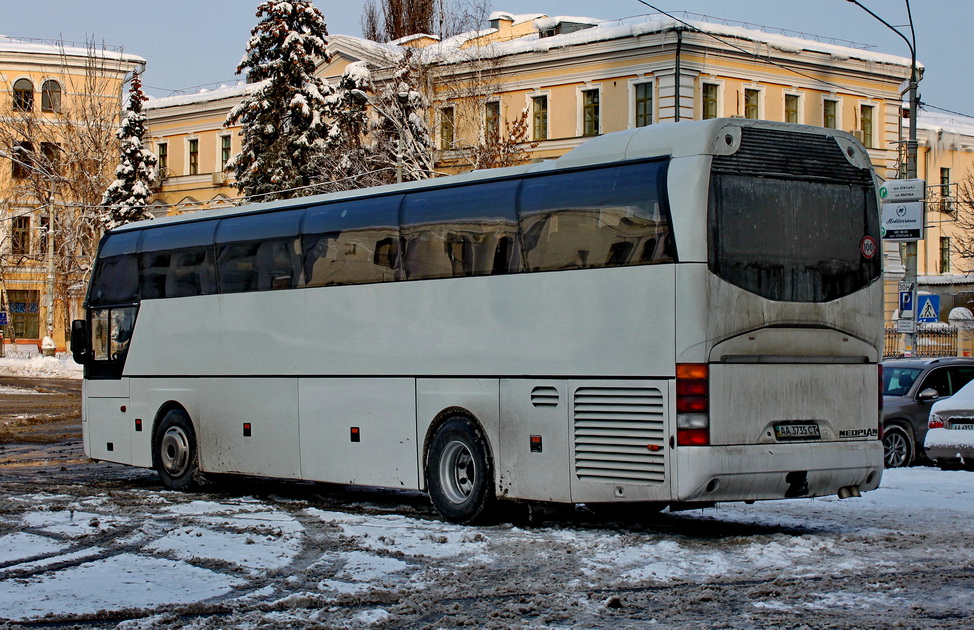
[837,485,862,499]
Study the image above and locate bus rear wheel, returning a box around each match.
[426,417,495,524]
[153,409,200,490]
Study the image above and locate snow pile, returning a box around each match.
[0,355,82,379]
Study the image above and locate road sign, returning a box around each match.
[917,295,940,323]
[897,318,916,334]
[0,312,6,326]
[880,179,926,202]
[881,201,924,241]
[898,281,915,293]
[899,291,914,313]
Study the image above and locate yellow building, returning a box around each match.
[147,11,974,350]
[0,36,144,353]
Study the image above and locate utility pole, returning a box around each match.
[847,0,920,353]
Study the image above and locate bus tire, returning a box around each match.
[426,417,495,524]
[153,408,200,491]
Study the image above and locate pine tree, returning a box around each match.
[319,62,380,191]
[371,50,435,182]
[226,0,332,200]
[101,73,157,229]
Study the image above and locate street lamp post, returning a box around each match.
[847,0,921,352]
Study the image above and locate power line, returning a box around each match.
[631,0,905,101]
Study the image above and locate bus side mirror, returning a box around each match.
[70,319,90,365]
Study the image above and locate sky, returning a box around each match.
[1,0,971,119]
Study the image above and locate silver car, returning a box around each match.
[927,379,974,471]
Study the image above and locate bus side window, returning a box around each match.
[165,247,217,297]
[302,196,403,287]
[254,238,301,290]
[402,180,520,280]
[518,161,674,272]
[218,241,261,293]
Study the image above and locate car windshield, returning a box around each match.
[883,367,922,396]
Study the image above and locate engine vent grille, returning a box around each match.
[531,386,560,407]
[573,386,665,484]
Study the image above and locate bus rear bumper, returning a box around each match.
[674,440,884,503]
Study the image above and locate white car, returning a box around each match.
[927,379,974,471]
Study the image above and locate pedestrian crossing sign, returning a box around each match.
[917,295,940,323]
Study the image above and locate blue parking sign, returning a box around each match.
[917,295,940,323]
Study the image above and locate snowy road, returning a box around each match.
[0,375,973,628]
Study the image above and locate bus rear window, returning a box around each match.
[709,128,880,303]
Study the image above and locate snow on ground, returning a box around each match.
[1,467,973,627]
[0,354,82,379]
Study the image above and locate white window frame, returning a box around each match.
[742,85,764,120]
[858,101,878,148]
[700,79,724,120]
[628,78,655,129]
[186,136,200,176]
[577,84,602,137]
[783,91,803,124]
[217,133,232,171]
[526,90,551,142]
[822,95,842,130]
[437,105,456,151]
[483,99,501,142]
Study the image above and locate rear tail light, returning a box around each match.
[929,414,944,429]
[677,363,709,446]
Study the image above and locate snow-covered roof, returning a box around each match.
[145,81,264,110]
[918,111,974,138]
[328,12,915,71]
[0,34,144,65]
[534,16,601,30]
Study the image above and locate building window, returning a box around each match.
[41,142,60,175]
[744,89,760,119]
[582,89,599,137]
[823,99,837,129]
[485,101,500,141]
[157,142,168,176]
[860,104,874,147]
[634,82,653,127]
[702,83,718,120]
[38,214,47,257]
[188,138,199,175]
[940,237,952,274]
[11,141,33,179]
[4,290,40,339]
[11,215,30,256]
[785,94,800,123]
[439,106,455,150]
[941,167,952,213]
[220,136,232,169]
[532,95,548,141]
[13,78,33,112]
[41,80,61,113]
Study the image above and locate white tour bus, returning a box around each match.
[72,119,884,523]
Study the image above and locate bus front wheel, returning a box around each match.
[426,417,495,524]
[153,408,200,490]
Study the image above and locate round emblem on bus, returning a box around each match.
[860,235,877,259]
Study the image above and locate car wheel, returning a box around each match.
[153,408,200,490]
[426,416,495,524]
[882,425,913,468]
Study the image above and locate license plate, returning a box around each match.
[774,423,821,440]
[952,423,974,431]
